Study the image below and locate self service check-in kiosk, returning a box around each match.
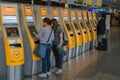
[20,4,40,76]
[82,10,93,50]
[87,11,97,47]
[69,9,82,55]
[76,10,89,52]
[0,4,24,80]
[61,8,75,59]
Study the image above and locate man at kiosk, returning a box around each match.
[96,14,106,50]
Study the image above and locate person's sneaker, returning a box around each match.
[52,67,58,73]
[47,71,51,76]
[38,73,47,78]
[55,69,62,74]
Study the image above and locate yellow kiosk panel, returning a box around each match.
[3,6,16,16]
[24,6,33,16]
[87,0,92,6]
[98,0,102,7]
[53,9,58,17]
[40,8,48,16]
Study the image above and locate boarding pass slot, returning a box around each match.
[10,44,21,49]
[70,34,73,37]
[78,32,81,35]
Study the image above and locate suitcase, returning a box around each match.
[99,38,108,51]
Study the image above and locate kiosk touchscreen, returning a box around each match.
[70,9,82,55]
[0,4,24,80]
[61,8,75,59]
[76,10,89,52]
[21,4,40,75]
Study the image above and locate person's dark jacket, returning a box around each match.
[97,18,106,35]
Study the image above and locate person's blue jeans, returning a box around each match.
[42,44,52,73]
[52,45,63,69]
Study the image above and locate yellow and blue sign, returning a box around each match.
[88,8,106,14]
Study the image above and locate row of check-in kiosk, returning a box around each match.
[0,3,97,80]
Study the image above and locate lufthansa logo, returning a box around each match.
[13,51,20,58]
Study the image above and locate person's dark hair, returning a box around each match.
[98,14,106,18]
[51,18,58,32]
[43,17,51,25]
[98,14,102,17]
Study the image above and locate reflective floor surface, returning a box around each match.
[24,27,120,80]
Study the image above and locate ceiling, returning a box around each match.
[0,0,120,9]
[102,0,120,9]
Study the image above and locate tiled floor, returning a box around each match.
[24,27,120,80]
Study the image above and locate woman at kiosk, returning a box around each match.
[51,19,64,74]
[33,17,54,78]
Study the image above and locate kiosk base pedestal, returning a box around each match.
[32,60,42,75]
[75,46,80,57]
[79,46,82,55]
[67,48,74,59]
[7,66,22,80]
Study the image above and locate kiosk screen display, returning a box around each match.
[90,20,94,27]
[6,28,20,38]
[65,23,72,31]
[74,23,79,30]
[80,22,85,29]
[28,25,37,37]
[86,22,91,28]
[28,25,39,43]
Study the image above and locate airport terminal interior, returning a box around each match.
[0,0,120,80]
